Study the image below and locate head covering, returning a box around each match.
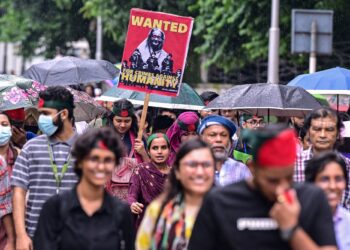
[4,108,25,122]
[166,112,199,165]
[112,99,135,117]
[38,98,74,110]
[147,133,170,149]
[243,127,297,168]
[197,115,236,138]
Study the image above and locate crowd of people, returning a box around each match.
[0,85,349,250]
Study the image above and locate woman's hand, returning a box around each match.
[130,202,144,214]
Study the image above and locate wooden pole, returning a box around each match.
[137,93,151,140]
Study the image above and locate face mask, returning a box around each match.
[0,126,12,146]
[24,125,39,134]
[38,112,62,137]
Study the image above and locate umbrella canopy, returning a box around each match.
[205,83,322,117]
[23,56,119,86]
[96,83,204,110]
[288,67,350,95]
[67,87,107,122]
[0,74,46,111]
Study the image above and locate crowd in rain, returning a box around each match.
[0,84,349,250]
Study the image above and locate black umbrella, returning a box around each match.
[23,56,119,86]
[205,83,322,117]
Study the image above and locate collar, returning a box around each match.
[68,185,113,215]
[48,132,78,146]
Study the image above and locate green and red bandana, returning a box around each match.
[112,105,134,117]
[243,128,297,168]
[177,120,199,132]
[38,98,73,110]
[147,133,170,149]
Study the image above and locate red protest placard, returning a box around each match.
[117,8,193,97]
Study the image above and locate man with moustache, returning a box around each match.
[11,86,78,250]
[198,115,251,186]
[294,107,350,210]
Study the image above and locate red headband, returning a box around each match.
[256,129,297,168]
[97,140,109,150]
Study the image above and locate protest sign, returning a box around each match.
[118,8,193,97]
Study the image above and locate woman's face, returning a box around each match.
[113,116,132,135]
[180,131,198,143]
[0,114,11,128]
[81,148,116,188]
[314,161,346,211]
[176,148,215,197]
[148,137,170,165]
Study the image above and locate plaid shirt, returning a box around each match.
[294,147,350,210]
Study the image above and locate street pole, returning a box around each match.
[267,0,280,84]
[95,16,103,60]
[309,21,317,73]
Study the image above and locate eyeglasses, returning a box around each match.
[181,161,214,169]
[86,156,116,167]
[247,120,265,126]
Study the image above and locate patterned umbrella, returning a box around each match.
[0,74,45,111]
[0,75,106,121]
[66,87,107,122]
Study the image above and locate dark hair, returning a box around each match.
[153,115,174,133]
[305,151,349,188]
[84,84,95,97]
[0,112,12,126]
[39,86,75,119]
[304,107,343,134]
[162,138,215,205]
[200,91,219,103]
[135,109,152,134]
[72,127,124,179]
[112,99,138,135]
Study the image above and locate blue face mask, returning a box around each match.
[38,112,61,137]
[0,126,12,146]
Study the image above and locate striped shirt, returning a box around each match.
[11,133,78,237]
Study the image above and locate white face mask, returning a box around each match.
[0,126,12,146]
[38,111,62,137]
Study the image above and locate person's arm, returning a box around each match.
[134,139,149,162]
[127,170,144,215]
[289,229,336,250]
[269,188,337,250]
[33,196,60,250]
[2,214,15,250]
[12,187,32,250]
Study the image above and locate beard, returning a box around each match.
[213,146,229,162]
[53,113,64,136]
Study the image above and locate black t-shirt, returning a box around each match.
[188,181,336,250]
[33,187,135,250]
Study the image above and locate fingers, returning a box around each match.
[130,202,144,214]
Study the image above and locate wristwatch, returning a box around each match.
[280,225,298,241]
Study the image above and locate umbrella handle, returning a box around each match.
[137,93,151,140]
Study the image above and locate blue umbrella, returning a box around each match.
[288,67,350,95]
